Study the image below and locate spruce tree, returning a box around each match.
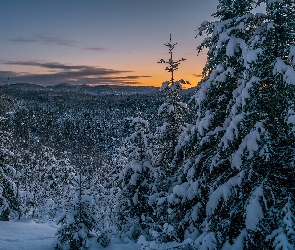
[55,172,99,250]
[115,116,156,240]
[147,35,191,244]
[157,1,258,245]
[155,35,189,175]
[0,117,18,221]
[176,0,295,248]
[224,0,295,248]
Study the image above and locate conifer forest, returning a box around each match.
[2,1,295,249]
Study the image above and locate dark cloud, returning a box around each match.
[0,70,16,76]
[10,36,108,51]
[193,74,203,78]
[10,35,77,47]
[0,61,151,86]
[4,61,123,73]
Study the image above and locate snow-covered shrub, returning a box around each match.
[115,116,157,240]
[55,174,99,250]
[97,232,110,248]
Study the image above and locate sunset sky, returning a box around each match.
[0,0,219,87]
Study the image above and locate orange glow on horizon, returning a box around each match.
[136,75,202,88]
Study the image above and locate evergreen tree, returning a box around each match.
[155,80,188,174]
[155,35,189,178]
[156,1,258,245]
[55,172,99,250]
[115,116,157,240]
[146,35,191,244]
[0,119,18,220]
[0,170,18,221]
[38,148,76,221]
[170,0,295,248]
[223,0,295,248]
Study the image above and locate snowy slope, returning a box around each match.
[0,218,141,250]
[0,219,57,250]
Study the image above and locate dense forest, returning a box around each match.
[2,0,295,249]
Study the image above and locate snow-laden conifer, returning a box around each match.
[171,0,295,248]
[147,35,191,244]
[159,1,258,246]
[55,171,99,250]
[0,117,18,220]
[115,116,157,241]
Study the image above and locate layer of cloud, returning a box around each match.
[10,35,107,52]
[84,47,108,52]
[10,35,77,47]
[0,61,151,86]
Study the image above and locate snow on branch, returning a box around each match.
[206,171,245,215]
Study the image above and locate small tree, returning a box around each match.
[55,170,99,250]
[0,117,18,221]
[148,35,190,243]
[115,116,157,240]
[0,171,17,221]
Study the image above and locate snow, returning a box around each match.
[288,46,295,64]
[197,110,213,136]
[267,229,295,250]
[245,185,264,230]
[0,219,57,250]
[267,0,284,4]
[272,232,294,250]
[273,58,295,86]
[246,48,262,63]
[0,218,141,250]
[220,113,244,148]
[226,37,246,57]
[206,171,244,215]
[223,229,247,250]
[195,232,217,250]
[231,122,265,169]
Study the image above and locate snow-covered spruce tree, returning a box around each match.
[171,0,295,248]
[0,117,18,221]
[55,170,99,250]
[217,0,295,248]
[36,148,76,221]
[146,35,191,245]
[115,116,157,240]
[155,35,189,175]
[155,0,258,245]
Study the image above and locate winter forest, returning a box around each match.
[2,0,295,249]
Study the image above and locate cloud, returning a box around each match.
[0,61,151,86]
[10,37,38,43]
[84,47,108,52]
[10,35,108,52]
[193,74,203,78]
[5,61,116,72]
[10,35,77,47]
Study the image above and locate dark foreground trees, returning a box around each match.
[118,1,295,249]
[150,0,295,248]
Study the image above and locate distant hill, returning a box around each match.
[0,83,198,97]
[0,83,160,96]
[50,83,160,95]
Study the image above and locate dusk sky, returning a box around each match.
[0,0,219,87]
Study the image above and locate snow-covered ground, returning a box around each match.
[0,218,140,250]
[0,218,57,250]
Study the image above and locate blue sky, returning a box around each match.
[0,0,218,86]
